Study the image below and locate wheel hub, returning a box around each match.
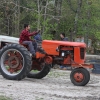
[74,72,84,82]
[44,56,53,64]
[8,56,20,68]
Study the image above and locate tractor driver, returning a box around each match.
[19,24,40,56]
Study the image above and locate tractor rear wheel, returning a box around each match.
[27,63,51,79]
[70,68,90,86]
[0,44,32,80]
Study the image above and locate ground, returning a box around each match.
[0,69,100,100]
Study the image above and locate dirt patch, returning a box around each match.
[0,69,100,100]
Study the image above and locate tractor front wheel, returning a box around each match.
[70,68,90,86]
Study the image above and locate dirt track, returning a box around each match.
[0,69,100,100]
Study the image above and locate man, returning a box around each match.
[34,32,42,42]
[60,33,68,41]
[19,24,39,56]
[60,33,69,70]
[33,31,46,54]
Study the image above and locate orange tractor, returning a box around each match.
[0,35,93,86]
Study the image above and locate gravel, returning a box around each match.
[0,69,100,100]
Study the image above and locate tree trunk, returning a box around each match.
[42,0,48,34]
[73,0,82,40]
[37,0,41,30]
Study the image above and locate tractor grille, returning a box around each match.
[80,48,85,59]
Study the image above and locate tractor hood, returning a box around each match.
[42,40,86,47]
[0,35,19,44]
[42,40,86,55]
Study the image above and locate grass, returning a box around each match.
[48,69,70,78]
[35,97,44,100]
[0,95,12,100]
[30,70,40,74]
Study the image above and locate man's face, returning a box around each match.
[26,25,30,30]
[60,34,63,39]
[27,25,30,30]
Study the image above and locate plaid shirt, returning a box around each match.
[19,29,37,43]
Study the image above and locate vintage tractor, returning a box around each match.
[0,35,93,86]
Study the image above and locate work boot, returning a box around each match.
[37,47,46,54]
[32,53,36,58]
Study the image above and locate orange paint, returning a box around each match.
[71,64,93,69]
[74,73,84,82]
[74,47,85,64]
[63,55,71,64]
[36,52,45,58]
[42,40,86,55]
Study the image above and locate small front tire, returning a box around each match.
[70,68,90,86]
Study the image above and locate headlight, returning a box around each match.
[61,52,65,56]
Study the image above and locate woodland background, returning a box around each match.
[0,0,100,53]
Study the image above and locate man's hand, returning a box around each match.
[37,30,40,33]
[32,30,40,35]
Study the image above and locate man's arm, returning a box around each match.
[28,31,37,36]
[23,30,40,37]
[28,30,40,36]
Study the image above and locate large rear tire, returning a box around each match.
[70,68,90,86]
[27,64,51,79]
[0,44,32,80]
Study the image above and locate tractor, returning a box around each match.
[0,35,93,86]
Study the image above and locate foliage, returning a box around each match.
[0,0,100,53]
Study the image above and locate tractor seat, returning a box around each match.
[20,43,29,49]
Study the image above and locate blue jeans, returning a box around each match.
[22,41,37,55]
[60,65,67,69]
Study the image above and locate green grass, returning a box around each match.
[31,70,39,72]
[0,95,12,100]
[35,97,44,100]
[48,69,69,78]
